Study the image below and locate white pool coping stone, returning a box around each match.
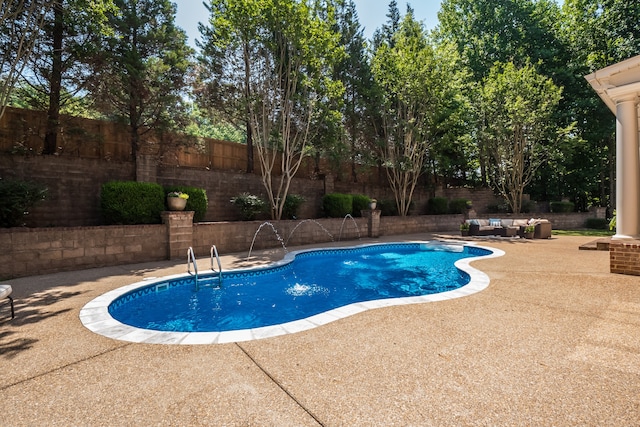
[79,240,504,345]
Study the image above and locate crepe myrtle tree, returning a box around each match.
[371,11,456,216]
[480,61,570,214]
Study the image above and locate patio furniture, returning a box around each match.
[466,218,552,239]
[0,284,14,318]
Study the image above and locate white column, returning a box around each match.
[614,96,640,239]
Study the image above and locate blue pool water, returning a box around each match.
[108,243,491,333]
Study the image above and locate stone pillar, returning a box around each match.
[161,211,194,259]
[614,97,640,239]
[362,209,381,238]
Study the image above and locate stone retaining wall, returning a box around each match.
[0,224,166,279]
[0,210,608,280]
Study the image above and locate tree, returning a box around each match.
[371,11,455,216]
[89,0,193,161]
[19,0,115,154]
[250,0,342,220]
[327,0,370,182]
[197,0,264,173]
[480,61,566,214]
[200,0,342,220]
[0,0,50,120]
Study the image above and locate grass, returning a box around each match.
[553,229,615,237]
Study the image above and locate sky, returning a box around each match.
[174,0,442,49]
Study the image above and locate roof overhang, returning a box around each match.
[585,54,640,116]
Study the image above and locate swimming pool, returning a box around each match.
[80,241,503,344]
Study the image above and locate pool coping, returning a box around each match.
[79,240,504,345]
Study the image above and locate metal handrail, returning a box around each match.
[211,245,222,274]
[210,245,222,288]
[187,247,199,290]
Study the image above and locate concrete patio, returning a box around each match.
[1,233,638,426]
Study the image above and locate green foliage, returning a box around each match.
[448,198,470,214]
[164,185,208,222]
[520,200,536,214]
[322,193,352,218]
[480,61,565,214]
[230,193,266,221]
[378,199,398,216]
[550,201,575,213]
[351,194,371,217]
[609,210,616,231]
[91,0,194,159]
[100,181,165,225]
[585,218,609,230]
[282,194,305,220]
[427,197,449,215]
[371,11,457,216]
[0,178,47,227]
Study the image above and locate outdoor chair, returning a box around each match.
[0,284,14,318]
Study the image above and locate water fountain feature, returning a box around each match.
[338,214,361,241]
[285,219,335,246]
[247,222,288,259]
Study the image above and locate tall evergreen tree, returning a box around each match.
[89,0,193,161]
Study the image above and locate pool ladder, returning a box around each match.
[187,245,222,291]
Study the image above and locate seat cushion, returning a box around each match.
[0,284,12,299]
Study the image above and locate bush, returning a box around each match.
[427,197,449,215]
[351,194,371,217]
[322,193,352,217]
[550,201,575,213]
[101,181,165,225]
[586,218,609,230]
[0,178,47,227]
[378,199,397,216]
[164,185,208,222]
[520,199,536,213]
[448,198,470,214]
[230,192,266,221]
[282,194,305,219]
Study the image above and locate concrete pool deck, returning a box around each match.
[1,233,638,425]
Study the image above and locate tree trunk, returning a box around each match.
[43,0,64,155]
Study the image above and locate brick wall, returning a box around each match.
[610,240,640,276]
[0,209,616,280]
[0,224,166,279]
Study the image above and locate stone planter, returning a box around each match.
[460,230,469,237]
[524,231,534,239]
[167,197,187,211]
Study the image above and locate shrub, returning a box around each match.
[230,192,266,221]
[550,201,574,213]
[322,193,352,217]
[585,218,609,230]
[351,194,371,217]
[101,181,165,225]
[281,194,305,219]
[378,199,398,216]
[448,198,470,214]
[0,178,47,227]
[164,185,208,222]
[427,197,448,215]
[486,202,510,213]
[520,199,536,213]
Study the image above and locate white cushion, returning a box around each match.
[0,284,12,299]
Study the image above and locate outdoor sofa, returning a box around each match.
[466,218,552,238]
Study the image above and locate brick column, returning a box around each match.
[610,240,640,276]
[362,209,381,238]
[161,211,194,260]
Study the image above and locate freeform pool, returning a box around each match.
[80,241,503,344]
